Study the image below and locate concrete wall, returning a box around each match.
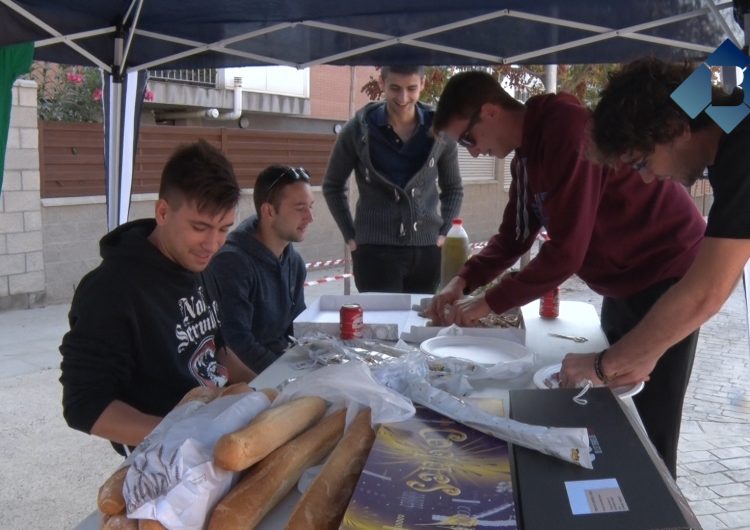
[38,178,507,305]
[1,78,508,308]
[0,80,44,310]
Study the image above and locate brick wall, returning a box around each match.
[309,66,379,121]
[0,79,44,310]
[3,77,507,307]
[39,179,506,304]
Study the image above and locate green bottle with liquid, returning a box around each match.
[439,218,470,290]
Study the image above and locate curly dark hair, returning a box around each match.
[590,58,715,166]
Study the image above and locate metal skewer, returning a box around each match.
[547,332,588,343]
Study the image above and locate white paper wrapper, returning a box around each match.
[273,360,415,428]
[369,351,592,469]
[123,391,272,530]
[430,325,536,381]
[406,379,593,469]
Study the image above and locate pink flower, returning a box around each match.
[92,88,102,102]
[143,89,155,102]
[66,72,84,85]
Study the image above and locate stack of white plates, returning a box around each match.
[419,335,533,365]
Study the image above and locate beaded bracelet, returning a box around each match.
[593,349,610,384]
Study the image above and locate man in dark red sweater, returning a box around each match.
[429,71,705,478]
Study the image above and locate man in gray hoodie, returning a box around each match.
[323,65,463,294]
[208,165,313,375]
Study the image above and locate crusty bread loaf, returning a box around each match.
[285,409,375,530]
[137,519,166,530]
[258,387,279,402]
[214,396,327,471]
[218,382,254,397]
[97,465,129,515]
[176,385,223,406]
[101,514,137,529]
[208,408,346,530]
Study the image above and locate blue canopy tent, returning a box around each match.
[0,0,746,229]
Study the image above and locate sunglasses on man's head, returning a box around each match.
[266,167,311,192]
[629,157,648,174]
[623,150,652,174]
[457,108,482,148]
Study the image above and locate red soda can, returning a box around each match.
[539,287,560,318]
[340,304,364,339]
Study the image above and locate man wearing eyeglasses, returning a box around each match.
[560,58,750,459]
[323,65,463,294]
[208,165,314,375]
[428,70,706,478]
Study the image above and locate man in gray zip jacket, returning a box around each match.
[323,65,463,294]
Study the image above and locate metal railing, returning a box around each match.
[149,68,217,87]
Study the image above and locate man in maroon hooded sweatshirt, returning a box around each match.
[428,70,705,478]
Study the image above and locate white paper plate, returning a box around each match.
[532,363,644,399]
[419,335,532,365]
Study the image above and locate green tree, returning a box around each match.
[32,63,103,122]
[362,64,619,108]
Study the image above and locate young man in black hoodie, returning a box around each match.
[60,140,253,454]
[208,165,314,375]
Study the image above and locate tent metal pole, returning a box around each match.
[118,0,145,78]
[302,6,718,67]
[106,78,123,231]
[343,66,356,296]
[36,27,117,48]
[703,0,742,46]
[129,24,297,72]
[507,21,715,63]
[131,45,294,72]
[0,0,110,70]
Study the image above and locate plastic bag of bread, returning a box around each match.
[273,360,415,428]
[122,389,273,530]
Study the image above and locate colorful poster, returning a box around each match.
[342,405,517,529]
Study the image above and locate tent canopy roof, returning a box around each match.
[0,0,741,74]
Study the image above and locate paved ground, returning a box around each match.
[0,269,748,529]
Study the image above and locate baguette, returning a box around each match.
[208,408,346,530]
[285,409,375,530]
[102,514,137,530]
[176,385,222,406]
[257,387,279,402]
[218,382,254,397]
[97,465,129,515]
[214,396,327,471]
[138,519,166,530]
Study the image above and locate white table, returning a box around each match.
[522,299,608,364]
[253,299,611,529]
[260,299,608,389]
[77,299,612,530]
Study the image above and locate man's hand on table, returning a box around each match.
[427,276,466,325]
[559,351,652,388]
[558,352,602,387]
[448,295,492,326]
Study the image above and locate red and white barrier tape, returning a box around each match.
[304,273,353,287]
[305,258,345,270]
[304,241,490,275]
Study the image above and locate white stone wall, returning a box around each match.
[0,79,44,310]
[1,79,508,307]
[39,180,507,304]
